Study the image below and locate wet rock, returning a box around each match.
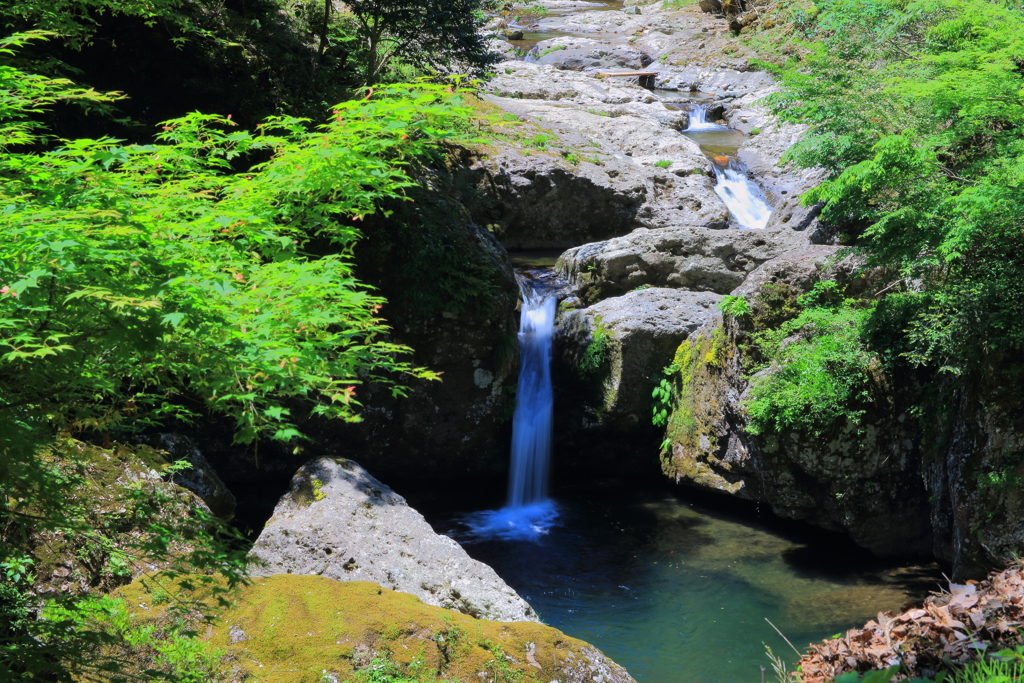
[157,433,236,521]
[658,247,934,557]
[924,357,1024,580]
[557,226,809,304]
[250,457,538,622]
[116,575,637,683]
[531,36,650,71]
[557,288,722,429]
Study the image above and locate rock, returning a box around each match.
[502,28,524,40]
[250,457,538,622]
[472,90,731,248]
[537,9,644,34]
[487,59,659,105]
[116,574,637,683]
[623,5,642,14]
[531,36,650,71]
[157,433,236,521]
[924,356,1024,580]
[557,226,809,304]
[557,288,722,429]
[658,247,934,557]
[486,37,519,61]
[27,441,214,598]
[699,0,722,11]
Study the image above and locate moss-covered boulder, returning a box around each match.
[658,247,934,558]
[115,574,637,683]
[249,457,537,623]
[24,440,215,597]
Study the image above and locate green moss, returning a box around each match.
[751,282,801,332]
[578,315,612,377]
[663,326,732,456]
[113,574,616,683]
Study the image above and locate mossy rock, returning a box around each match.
[114,574,636,683]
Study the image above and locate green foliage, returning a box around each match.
[749,128,761,135]
[651,377,673,427]
[0,35,480,682]
[744,300,880,437]
[578,316,611,377]
[764,0,1024,372]
[354,654,438,683]
[655,159,673,168]
[340,0,500,84]
[1,440,251,681]
[0,0,186,50]
[0,35,483,453]
[718,294,751,319]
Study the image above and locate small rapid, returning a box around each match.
[713,166,772,230]
[461,278,559,541]
[682,104,774,230]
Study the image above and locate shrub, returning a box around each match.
[579,316,611,376]
[744,304,879,437]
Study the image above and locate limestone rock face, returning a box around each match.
[658,248,933,558]
[557,288,722,430]
[557,226,809,304]
[250,458,538,623]
[531,36,651,71]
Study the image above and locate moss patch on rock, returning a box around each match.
[114,574,635,683]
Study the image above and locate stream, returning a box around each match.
[419,257,940,683]
[423,11,941,682]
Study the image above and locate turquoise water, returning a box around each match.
[440,480,939,683]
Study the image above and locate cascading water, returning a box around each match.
[682,104,774,229]
[713,165,773,230]
[683,104,722,132]
[461,278,559,541]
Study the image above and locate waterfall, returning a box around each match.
[460,278,559,541]
[508,282,556,506]
[685,105,722,131]
[713,165,773,230]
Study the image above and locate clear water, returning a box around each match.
[441,481,939,683]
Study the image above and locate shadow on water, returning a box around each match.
[423,476,941,683]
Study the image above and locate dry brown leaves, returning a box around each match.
[797,566,1024,682]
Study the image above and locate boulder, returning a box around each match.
[531,36,651,71]
[474,86,732,247]
[250,457,538,623]
[658,247,934,558]
[557,288,722,429]
[558,226,809,304]
[116,574,637,683]
[158,433,236,520]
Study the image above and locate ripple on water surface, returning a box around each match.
[438,482,939,683]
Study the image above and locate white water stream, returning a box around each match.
[684,105,773,230]
[463,279,558,540]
